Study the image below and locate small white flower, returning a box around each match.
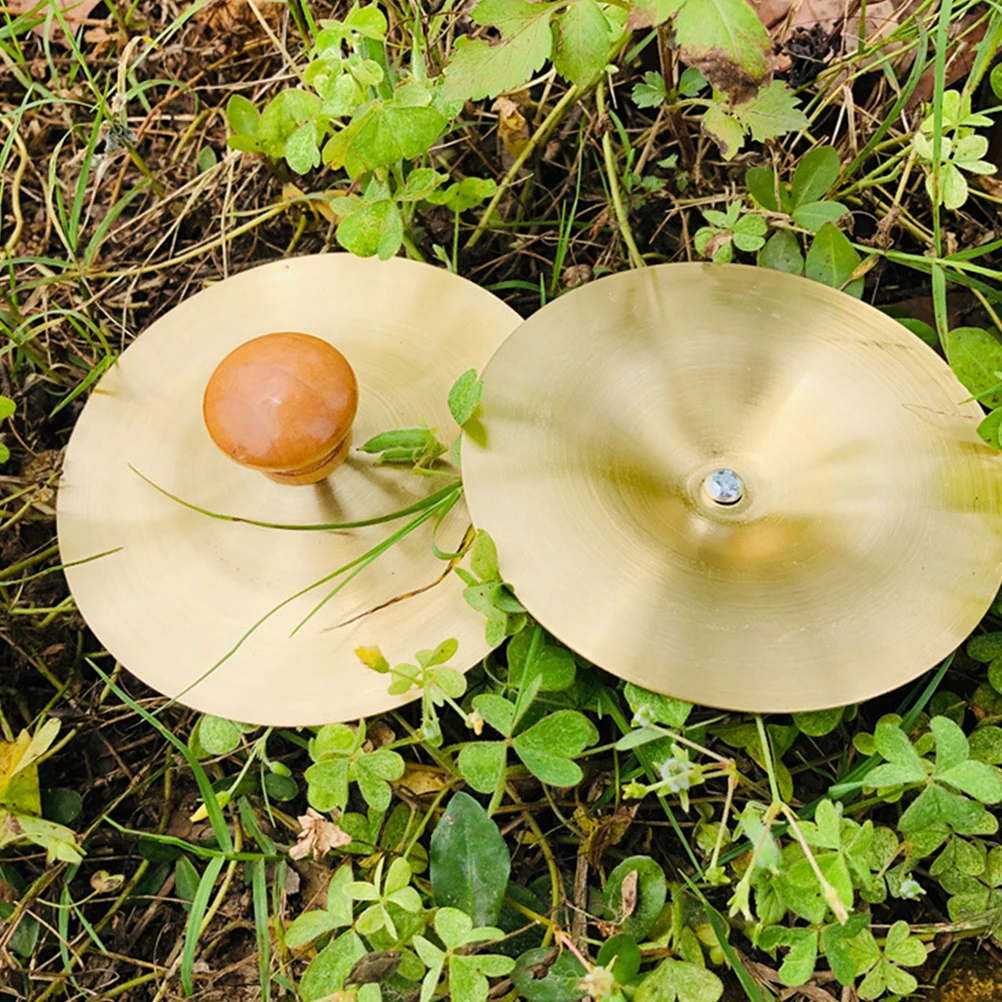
[659,755,692,793]
[632,704,657,728]
[577,965,616,1000]
[899,877,925,901]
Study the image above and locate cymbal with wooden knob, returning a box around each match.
[461,262,1002,713]
[57,254,521,726]
[203,332,359,485]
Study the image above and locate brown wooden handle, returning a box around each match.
[203,332,359,486]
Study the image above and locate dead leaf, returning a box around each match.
[366,720,396,750]
[90,870,125,893]
[399,765,447,796]
[8,0,108,47]
[0,813,25,846]
[705,231,734,260]
[619,868,639,921]
[843,0,923,74]
[194,0,282,34]
[751,0,852,37]
[347,951,402,985]
[82,24,120,56]
[750,0,922,81]
[493,96,530,165]
[289,808,352,861]
[577,803,638,868]
[282,183,344,226]
[778,985,840,1002]
[562,264,592,289]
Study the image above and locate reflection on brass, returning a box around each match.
[57,255,521,726]
[462,263,1002,712]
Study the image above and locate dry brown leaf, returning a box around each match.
[493,96,530,165]
[194,0,282,34]
[578,803,638,868]
[562,264,593,289]
[367,720,396,749]
[778,984,840,1002]
[752,0,838,31]
[347,951,403,985]
[289,808,352,861]
[399,765,448,796]
[281,183,341,226]
[750,0,921,78]
[89,870,125,893]
[82,24,120,55]
[619,868,639,921]
[741,958,785,987]
[8,0,108,46]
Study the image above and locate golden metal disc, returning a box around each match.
[462,263,1002,712]
[58,255,520,725]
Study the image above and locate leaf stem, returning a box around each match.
[755,715,782,806]
[508,783,562,945]
[779,804,850,924]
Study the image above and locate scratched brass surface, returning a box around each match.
[462,263,1002,712]
[58,255,520,725]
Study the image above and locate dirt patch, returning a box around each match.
[923,942,1002,1002]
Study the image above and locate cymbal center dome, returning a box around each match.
[703,468,744,506]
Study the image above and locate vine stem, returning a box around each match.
[596,80,645,270]
[780,804,850,924]
[707,770,737,876]
[508,783,562,946]
[754,718,850,923]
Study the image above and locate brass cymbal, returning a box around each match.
[462,263,1002,713]
[58,255,521,726]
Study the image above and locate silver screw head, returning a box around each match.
[704,468,744,506]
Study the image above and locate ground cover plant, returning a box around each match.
[5,0,1002,999]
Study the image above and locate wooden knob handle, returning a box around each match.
[203,332,359,486]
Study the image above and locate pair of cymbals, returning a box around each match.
[58,257,1002,724]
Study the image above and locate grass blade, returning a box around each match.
[181,855,225,995]
[248,858,272,1002]
[131,466,462,531]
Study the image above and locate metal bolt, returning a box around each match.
[704,469,744,506]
